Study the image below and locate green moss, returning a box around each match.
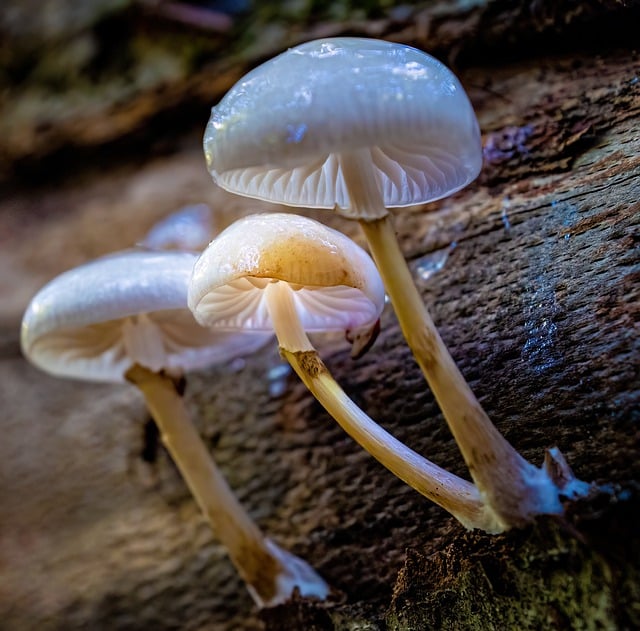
[387,493,640,630]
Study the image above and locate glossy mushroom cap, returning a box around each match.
[204,37,482,210]
[188,213,385,332]
[21,250,272,383]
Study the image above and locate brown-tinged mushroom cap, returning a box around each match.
[189,212,384,336]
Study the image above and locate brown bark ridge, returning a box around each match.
[0,2,638,630]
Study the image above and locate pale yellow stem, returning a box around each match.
[339,150,561,528]
[125,364,328,606]
[264,281,501,533]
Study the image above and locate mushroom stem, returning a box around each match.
[339,150,565,528]
[264,281,501,533]
[125,363,329,607]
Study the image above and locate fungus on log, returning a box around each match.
[0,1,637,630]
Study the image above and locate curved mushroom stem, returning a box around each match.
[339,149,577,529]
[264,281,502,533]
[125,363,329,607]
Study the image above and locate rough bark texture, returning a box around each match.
[0,1,638,630]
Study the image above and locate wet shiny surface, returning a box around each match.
[204,37,482,209]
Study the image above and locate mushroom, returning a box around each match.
[140,203,215,252]
[20,249,329,607]
[188,212,500,533]
[201,37,588,529]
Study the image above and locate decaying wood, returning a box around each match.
[0,2,638,630]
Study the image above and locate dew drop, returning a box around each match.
[267,363,291,398]
[415,242,456,282]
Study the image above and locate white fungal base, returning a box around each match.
[247,538,331,608]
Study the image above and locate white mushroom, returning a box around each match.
[201,37,587,529]
[21,249,329,608]
[189,213,500,533]
[140,203,215,252]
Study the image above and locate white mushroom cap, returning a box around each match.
[140,203,214,252]
[21,250,272,383]
[204,37,482,210]
[188,213,385,333]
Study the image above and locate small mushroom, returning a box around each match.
[140,203,215,252]
[21,249,329,607]
[189,212,500,533]
[201,37,586,528]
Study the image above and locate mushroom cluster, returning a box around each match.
[188,212,499,532]
[201,36,591,530]
[21,248,328,607]
[20,35,592,616]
